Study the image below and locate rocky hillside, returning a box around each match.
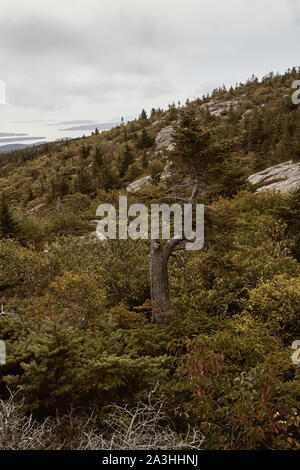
[0,68,300,451]
[0,67,300,218]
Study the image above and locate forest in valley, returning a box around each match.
[0,68,299,450]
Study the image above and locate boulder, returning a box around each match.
[126,162,172,192]
[248,160,300,194]
[89,220,108,240]
[26,202,45,214]
[126,175,152,193]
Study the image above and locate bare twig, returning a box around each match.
[0,389,204,450]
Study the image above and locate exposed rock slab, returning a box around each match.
[200,96,244,116]
[248,160,300,194]
[154,125,174,154]
[126,163,172,193]
[26,202,45,214]
[126,175,152,192]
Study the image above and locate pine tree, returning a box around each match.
[137,128,153,149]
[277,188,300,261]
[139,109,148,120]
[119,144,134,178]
[80,143,91,159]
[74,168,93,194]
[142,150,148,168]
[58,174,69,197]
[0,193,18,238]
[100,157,120,191]
[26,186,34,202]
[215,160,249,198]
[4,318,83,413]
[169,105,177,121]
[170,108,238,182]
[93,146,103,175]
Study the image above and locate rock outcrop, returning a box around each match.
[126,175,152,193]
[199,96,244,117]
[26,202,45,214]
[248,160,300,194]
[126,164,172,193]
[154,125,174,155]
[125,124,176,193]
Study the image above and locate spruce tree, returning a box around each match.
[139,109,148,120]
[137,128,153,150]
[80,143,91,159]
[119,144,134,178]
[0,193,18,238]
[74,168,93,194]
[93,146,103,176]
[4,318,83,413]
[142,150,148,168]
[170,108,238,183]
[26,186,34,202]
[100,157,120,191]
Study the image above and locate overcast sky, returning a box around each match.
[0,0,300,125]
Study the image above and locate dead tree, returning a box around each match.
[56,197,63,212]
[0,305,23,322]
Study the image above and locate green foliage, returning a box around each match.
[148,159,165,184]
[124,161,142,182]
[170,315,299,449]
[275,188,300,261]
[1,314,169,414]
[245,275,300,340]
[92,145,103,175]
[170,108,238,181]
[80,143,91,159]
[0,194,19,238]
[213,159,250,197]
[3,318,83,413]
[137,128,154,150]
[74,167,94,194]
[0,69,300,449]
[139,109,148,120]
[99,156,121,191]
[119,144,134,179]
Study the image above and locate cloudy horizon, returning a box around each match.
[0,0,299,141]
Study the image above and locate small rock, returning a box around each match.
[126,175,152,192]
[26,202,45,214]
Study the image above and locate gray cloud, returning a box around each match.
[0,0,299,122]
[47,120,96,126]
[0,136,45,143]
[0,132,27,137]
[59,122,119,131]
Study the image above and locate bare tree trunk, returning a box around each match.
[150,179,199,323]
[150,240,173,322]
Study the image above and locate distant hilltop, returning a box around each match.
[0,141,46,154]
